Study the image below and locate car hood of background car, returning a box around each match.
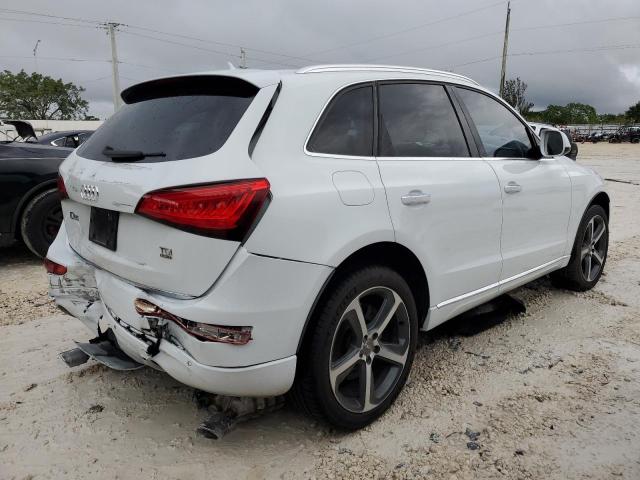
[0,142,73,159]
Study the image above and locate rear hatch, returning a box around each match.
[59,75,278,297]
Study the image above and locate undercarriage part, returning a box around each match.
[195,392,286,440]
[73,328,144,371]
[59,347,90,367]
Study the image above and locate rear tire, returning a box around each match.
[551,204,608,291]
[20,189,62,258]
[291,266,418,429]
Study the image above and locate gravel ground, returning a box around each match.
[1,143,639,479]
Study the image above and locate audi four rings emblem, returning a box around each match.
[80,184,99,201]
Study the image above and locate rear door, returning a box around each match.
[60,75,277,297]
[455,87,571,281]
[375,82,503,317]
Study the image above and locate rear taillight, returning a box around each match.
[57,174,68,200]
[134,298,252,345]
[135,178,270,240]
[44,258,67,275]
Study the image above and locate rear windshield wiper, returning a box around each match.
[102,145,166,162]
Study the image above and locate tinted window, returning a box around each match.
[307,85,373,156]
[378,83,469,157]
[456,88,532,158]
[78,76,257,162]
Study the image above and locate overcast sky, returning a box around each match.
[1,0,639,119]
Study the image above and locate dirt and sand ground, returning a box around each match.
[1,143,639,480]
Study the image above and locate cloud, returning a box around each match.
[1,0,639,118]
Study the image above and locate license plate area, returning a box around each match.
[89,207,119,251]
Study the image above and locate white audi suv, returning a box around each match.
[47,65,609,429]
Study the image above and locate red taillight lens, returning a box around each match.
[57,174,69,200]
[135,178,270,240]
[44,258,67,275]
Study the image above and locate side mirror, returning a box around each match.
[539,128,571,157]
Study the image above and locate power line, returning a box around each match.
[0,16,100,29]
[0,54,109,63]
[449,42,640,69]
[366,31,502,62]
[119,30,301,68]
[123,24,316,64]
[301,0,507,57]
[0,7,101,25]
[0,6,311,67]
[513,15,640,33]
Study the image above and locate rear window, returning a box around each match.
[78,76,258,162]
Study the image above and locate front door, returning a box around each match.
[455,87,571,281]
[376,82,503,322]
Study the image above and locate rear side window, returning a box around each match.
[456,87,533,158]
[307,85,374,157]
[78,76,258,162]
[378,83,469,157]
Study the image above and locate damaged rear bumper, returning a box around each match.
[45,226,325,397]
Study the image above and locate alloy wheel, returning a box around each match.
[328,286,410,413]
[43,205,63,243]
[580,215,607,282]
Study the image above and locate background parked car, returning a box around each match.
[0,120,72,256]
[37,130,94,148]
[608,126,640,143]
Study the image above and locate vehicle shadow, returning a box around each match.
[0,242,40,267]
[426,293,527,342]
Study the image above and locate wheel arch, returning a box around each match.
[588,190,610,219]
[296,241,429,354]
[12,180,57,241]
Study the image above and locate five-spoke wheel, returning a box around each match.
[292,266,418,429]
[329,287,410,413]
[580,215,607,282]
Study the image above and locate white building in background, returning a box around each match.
[25,119,104,135]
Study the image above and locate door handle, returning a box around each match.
[504,182,522,194]
[401,190,431,206]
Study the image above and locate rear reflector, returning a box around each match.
[135,178,270,240]
[44,258,67,275]
[134,298,252,345]
[57,174,69,200]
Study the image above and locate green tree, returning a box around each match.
[502,77,534,115]
[0,69,89,120]
[626,101,640,123]
[562,102,598,124]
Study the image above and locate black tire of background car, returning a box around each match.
[290,265,418,429]
[20,188,62,258]
[551,204,608,292]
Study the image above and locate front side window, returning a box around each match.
[307,85,373,156]
[378,83,469,157]
[456,87,533,158]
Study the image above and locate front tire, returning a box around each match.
[292,266,418,429]
[551,204,608,291]
[20,189,62,258]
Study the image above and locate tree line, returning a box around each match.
[502,77,640,125]
[1,69,639,124]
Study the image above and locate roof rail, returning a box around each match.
[296,64,479,85]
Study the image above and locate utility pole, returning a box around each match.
[106,22,122,112]
[239,48,247,69]
[499,1,511,98]
[33,39,41,72]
